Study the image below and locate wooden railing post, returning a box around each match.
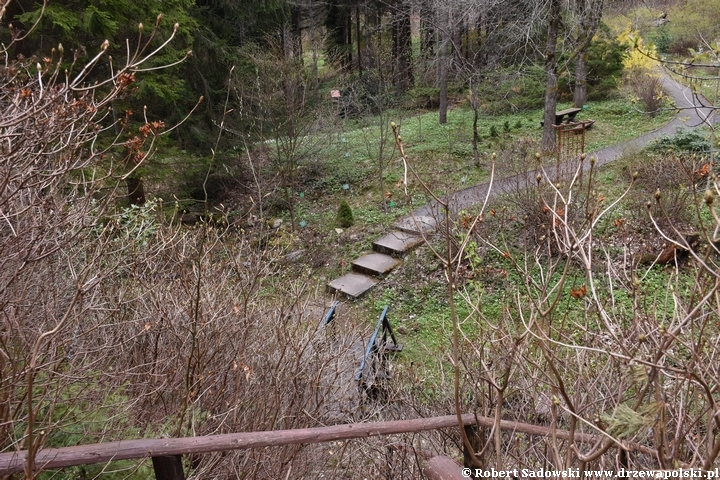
[152,455,185,480]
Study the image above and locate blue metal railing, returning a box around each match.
[355,306,403,395]
[322,300,339,326]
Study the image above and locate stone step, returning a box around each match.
[327,273,378,299]
[352,252,401,277]
[394,215,437,235]
[373,230,424,256]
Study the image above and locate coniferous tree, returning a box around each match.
[391,0,413,94]
[325,0,352,71]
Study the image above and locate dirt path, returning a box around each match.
[403,70,716,224]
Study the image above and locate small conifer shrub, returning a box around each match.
[337,200,354,228]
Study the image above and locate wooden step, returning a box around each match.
[394,215,437,235]
[373,230,423,256]
[327,273,378,299]
[352,253,401,277]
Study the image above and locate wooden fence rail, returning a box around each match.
[0,413,656,475]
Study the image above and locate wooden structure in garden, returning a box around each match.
[0,412,657,479]
[555,121,590,163]
[553,119,595,180]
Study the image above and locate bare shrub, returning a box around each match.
[625,152,696,236]
[397,122,720,472]
[0,23,188,475]
[451,155,720,471]
[87,222,362,478]
[626,68,667,117]
[0,20,365,480]
[499,139,596,253]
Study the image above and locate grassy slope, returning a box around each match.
[304,95,675,371]
[316,95,674,222]
[240,62,678,386]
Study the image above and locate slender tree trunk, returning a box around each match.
[345,10,353,71]
[439,9,450,125]
[310,0,319,97]
[476,7,487,66]
[452,14,462,65]
[439,58,448,124]
[364,2,371,69]
[470,80,480,167]
[282,22,292,61]
[541,0,562,153]
[391,3,399,86]
[290,5,302,61]
[356,4,363,77]
[573,53,588,107]
[463,17,469,61]
[282,31,298,230]
[472,104,480,166]
[392,0,413,94]
[377,10,382,72]
[572,0,604,107]
[420,0,434,59]
[378,114,388,213]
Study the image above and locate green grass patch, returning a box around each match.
[583,98,675,151]
[315,93,675,221]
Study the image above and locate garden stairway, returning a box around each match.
[326,215,437,299]
[329,70,711,299]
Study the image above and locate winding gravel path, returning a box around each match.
[402,70,716,225]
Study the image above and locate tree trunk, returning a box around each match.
[378,115,388,213]
[420,0,435,59]
[572,0,604,107]
[439,9,450,125]
[345,8,352,71]
[573,52,588,107]
[541,0,562,153]
[452,14,463,65]
[310,0,319,97]
[325,0,350,71]
[290,5,302,61]
[463,17,470,61]
[392,0,413,94]
[472,94,480,166]
[476,7,487,66]
[356,4,363,77]
[365,2,372,70]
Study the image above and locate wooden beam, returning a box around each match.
[0,413,656,475]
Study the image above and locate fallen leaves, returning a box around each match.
[693,162,714,181]
[570,284,587,299]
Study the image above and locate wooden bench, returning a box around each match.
[555,107,582,125]
[540,107,583,127]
